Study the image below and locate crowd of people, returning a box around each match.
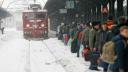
[57,16,128,72]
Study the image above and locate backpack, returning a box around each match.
[101,40,126,64]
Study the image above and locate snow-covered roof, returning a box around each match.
[23,9,47,12]
[0,7,11,18]
[1,0,48,11]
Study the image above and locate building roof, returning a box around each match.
[0,7,11,18]
[44,0,65,14]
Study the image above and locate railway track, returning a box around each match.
[42,41,69,72]
[24,40,67,72]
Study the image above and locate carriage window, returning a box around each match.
[27,13,34,20]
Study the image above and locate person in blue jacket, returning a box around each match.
[109,26,128,72]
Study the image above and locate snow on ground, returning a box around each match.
[0,28,26,72]
[44,38,103,72]
[0,28,66,72]
[30,41,66,72]
[0,28,102,72]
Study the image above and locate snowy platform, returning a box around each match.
[0,28,102,72]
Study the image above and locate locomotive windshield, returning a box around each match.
[27,12,34,20]
[36,13,46,19]
[26,12,46,20]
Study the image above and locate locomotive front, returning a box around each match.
[23,4,48,39]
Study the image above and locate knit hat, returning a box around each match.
[92,21,101,26]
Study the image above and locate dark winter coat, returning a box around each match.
[82,27,90,47]
[124,45,128,71]
[109,35,128,71]
[71,38,78,53]
[58,25,64,40]
[89,28,101,70]
[95,30,109,69]
[91,29,114,70]
[106,30,114,42]
[89,28,99,49]
[60,25,64,34]
[61,25,70,34]
[95,30,108,53]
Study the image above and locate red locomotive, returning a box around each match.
[23,4,48,39]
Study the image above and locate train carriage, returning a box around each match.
[23,9,48,39]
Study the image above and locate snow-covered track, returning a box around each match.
[26,40,66,72]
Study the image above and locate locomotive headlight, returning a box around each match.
[41,24,45,27]
[26,24,30,28]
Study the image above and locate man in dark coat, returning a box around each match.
[58,23,64,40]
[89,21,101,71]
[76,25,83,57]
[95,22,108,54]
[89,21,100,50]
[109,26,128,72]
[95,22,109,72]
[81,23,91,48]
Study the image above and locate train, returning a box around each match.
[23,4,48,39]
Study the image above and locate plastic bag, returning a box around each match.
[67,38,73,46]
[80,44,84,53]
